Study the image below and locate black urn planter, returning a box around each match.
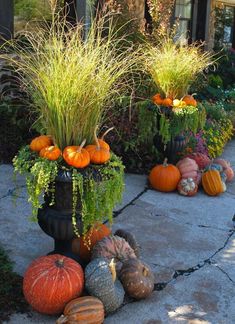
[38,170,86,266]
[153,134,188,164]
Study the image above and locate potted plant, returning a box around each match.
[1,10,137,263]
[142,37,214,162]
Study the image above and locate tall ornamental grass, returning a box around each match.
[143,38,215,99]
[1,15,138,150]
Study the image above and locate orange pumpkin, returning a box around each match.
[182,95,197,107]
[56,296,105,324]
[30,135,52,152]
[86,126,110,164]
[149,158,181,192]
[152,93,163,105]
[23,254,84,315]
[72,223,111,262]
[39,145,61,161]
[162,98,173,107]
[202,170,224,196]
[97,127,114,151]
[63,139,90,168]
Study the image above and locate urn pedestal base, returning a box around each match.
[38,205,86,268]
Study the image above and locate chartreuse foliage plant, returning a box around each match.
[142,37,215,99]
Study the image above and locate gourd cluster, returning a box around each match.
[149,153,234,197]
[22,227,156,324]
[29,126,114,168]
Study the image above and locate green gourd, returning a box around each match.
[85,258,124,314]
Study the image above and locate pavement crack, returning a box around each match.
[215,265,235,284]
[113,187,149,219]
[152,229,235,292]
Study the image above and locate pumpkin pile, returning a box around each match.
[29,126,114,168]
[23,228,155,321]
[149,156,234,197]
[152,93,197,108]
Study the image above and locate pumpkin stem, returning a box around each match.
[163,158,168,166]
[109,259,116,282]
[101,127,114,140]
[143,267,149,277]
[55,259,64,268]
[77,139,86,153]
[56,315,68,324]
[94,125,100,150]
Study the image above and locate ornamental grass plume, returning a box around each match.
[143,37,216,99]
[0,14,138,150]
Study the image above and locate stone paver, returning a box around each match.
[106,266,235,324]
[0,139,235,323]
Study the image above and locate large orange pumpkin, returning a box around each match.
[149,158,181,192]
[23,254,84,315]
[30,135,52,152]
[202,170,224,196]
[63,139,90,168]
[72,223,111,262]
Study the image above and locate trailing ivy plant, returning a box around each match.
[13,146,124,235]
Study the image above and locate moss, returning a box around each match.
[0,246,30,321]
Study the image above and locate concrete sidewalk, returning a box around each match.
[0,140,235,324]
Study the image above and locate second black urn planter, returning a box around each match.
[153,134,188,164]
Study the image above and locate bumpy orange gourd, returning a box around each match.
[63,139,90,168]
[152,93,163,105]
[72,223,111,262]
[56,296,105,324]
[39,146,61,161]
[162,98,173,107]
[86,126,110,164]
[202,170,224,196]
[149,158,181,192]
[30,135,52,152]
[97,127,114,151]
[182,95,197,107]
[23,255,84,315]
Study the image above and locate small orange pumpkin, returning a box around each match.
[149,158,181,192]
[86,126,110,164]
[202,170,224,196]
[152,93,163,105]
[161,97,173,107]
[39,146,61,161]
[30,135,52,152]
[97,127,114,151]
[72,223,111,262]
[183,95,197,107]
[63,139,90,168]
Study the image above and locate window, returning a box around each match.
[174,0,193,45]
[214,4,235,49]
